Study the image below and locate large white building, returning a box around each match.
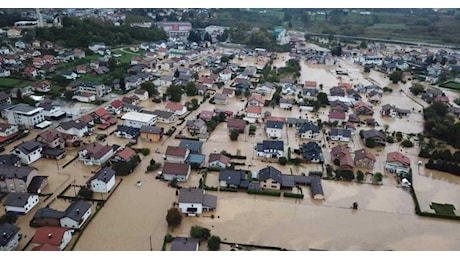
[157,21,192,39]
[121,112,157,129]
[3,103,45,129]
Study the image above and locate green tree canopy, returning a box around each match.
[166,207,183,227]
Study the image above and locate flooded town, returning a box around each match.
[1,8,460,252]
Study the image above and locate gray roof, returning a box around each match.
[27,176,48,193]
[4,103,37,113]
[0,166,35,181]
[58,120,87,130]
[171,237,199,251]
[362,129,386,140]
[139,125,162,134]
[203,194,217,209]
[33,207,65,220]
[257,140,284,151]
[185,153,206,164]
[123,102,143,111]
[14,140,43,155]
[3,192,35,207]
[330,128,351,138]
[178,187,216,208]
[258,166,282,182]
[214,93,228,101]
[88,167,115,184]
[265,120,284,129]
[301,141,323,161]
[298,121,319,133]
[0,154,21,167]
[150,110,175,119]
[219,170,247,186]
[64,200,91,222]
[0,223,20,247]
[179,140,203,153]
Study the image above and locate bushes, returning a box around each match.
[283,192,304,199]
[133,148,150,156]
[190,225,211,240]
[166,207,182,227]
[401,139,414,148]
[247,190,281,197]
[78,186,93,200]
[278,156,288,165]
[208,235,221,251]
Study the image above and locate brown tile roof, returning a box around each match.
[110,99,123,109]
[248,94,265,104]
[208,153,231,166]
[38,128,63,143]
[165,146,188,157]
[81,142,112,159]
[246,106,262,114]
[354,149,376,162]
[387,152,410,166]
[93,107,108,117]
[222,88,234,95]
[115,147,135,161]
[162,162,190,176]
[227,118,247,129]
[80,114,94,123]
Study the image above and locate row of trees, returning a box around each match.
[423,101,460,148]
[35,16,168,48]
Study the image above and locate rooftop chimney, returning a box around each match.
[48,233,52,238]
[76,209,80,214]
[2,232,7,237]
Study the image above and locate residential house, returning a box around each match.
[37,128,76,149]
[219,170,249,189]
[157,75,174,87]
[78,142,114,166]
[253,82,275,96]
[134,88,149,101]
[213,93,229,105]
[0,164,39,193]
[279,98,293,109]
[219,68,232,81]
[208,153,231,169]
[87,167,116,193]
[31,227,73,251]
[328,111,346,124]
[301,141,324,163]
[345,122,357,135]
[73,49,85,59]
[302,87,319,101]
[0,67,11,77]
[258,166,284,190]
[0,123,19,144]
[330,145,354,171]
[72,92,96,103]
[59,200,92,229]
[330,128,352,142]
[385,151,411,175]
[56,120,88,137]
[164,146,190,163]
[148,110,176,124]
[3,192,39,214]
[31,81,51,93]
[161,162,191,182]
[255,140,284,159]
[353,101,374,115]
[179,140,203,154]
[354,149,376,169]
[227,118,247,133]
[12,140,43,165]
[367,90,382,104]
[165,102,187,116]
[0,223,20,251]
[330,87,345,97]
[106,99,124,115]
[122,95,140,106]
[139,125,163,142]
[186,119,207,136]
[37,101,66,120]
[122,103,143,113]
[362,129,387,146]
[381,104,411,117]
[114,125,140,139]
[247,94,265,107]
[265,120,284,139]
[434,94,450,104]
[348,114,361,124]
[245,106,262,122]
[297,121,320,140]
[281,83,297,95]
[178,187,217,216]
[198,110,214,122]
[3,103,45,129]
[170,237,200,251]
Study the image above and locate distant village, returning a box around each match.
[1,8,460,251]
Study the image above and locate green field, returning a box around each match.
[112,49,144,64]
[0,78,33,89]
[430,203,456,216]
[369,23,408,30]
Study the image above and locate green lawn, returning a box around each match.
[0,78,33,89]
[430,203,456,216]
[441,81,460,90]
[369,23,407,30]
[112,49,144,64]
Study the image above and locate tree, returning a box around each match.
[78,186,93,199]
[317,92,329,106]
[220,55,230,63]
[165,85,183,102]
[244,90,251,98]
[357,170,364,182]
[208,235,221,251]
[204,32,212,43]
[229,129,240,141]
[365,137,376,148]
[0,212,18,224]
[166,207,183,227]
[140,81,159,96]
[401,139,414,148]
[174,69,180,78]
[359,40,368,49]
[64,90,74,101]
[278,156,288,165]
[389,70,403,84]
[374,172,383,183]
[185,82,198,96]
[190,225,210,240]
[409,83,425,96]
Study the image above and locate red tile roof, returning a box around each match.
[94,107,108,117]
[265,116,285,122]
[165,102,184,111]
[110,99,123,109]
[81,142,113,159]
[387,152,410,167]
[248,94,265,104]
[162,162,190,176]
[305,81,317,88]
[246,106,262,114]
[80,114,94,123]
[329,111,346,120]
[208,153,231,166]
[32,227,70,247]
